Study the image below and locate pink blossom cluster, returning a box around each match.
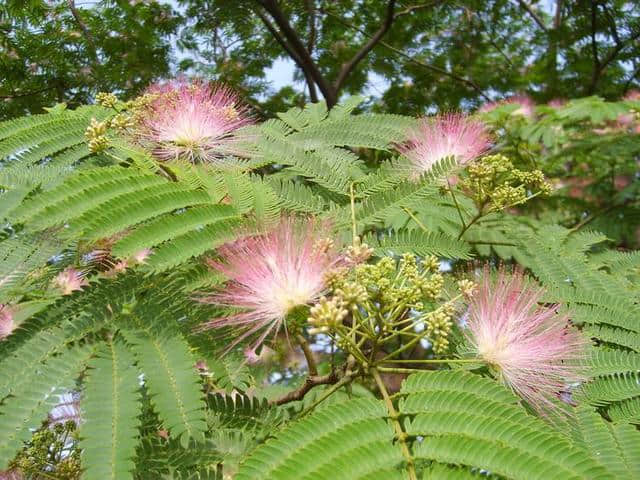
[465,266,587,413]
[53,267,88,295]
[199,217,342,358]
[397,113,490,179]
[0,304,15,340]
[138,79,253,163]
[479,94,536,117]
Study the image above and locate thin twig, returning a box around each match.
[67,0,98,61]
[402,207,430,233]
[377,366,421,374]
[447,178,467,230]
[324,9,488,99]
[381,358,480,364]
[516,0,548,32]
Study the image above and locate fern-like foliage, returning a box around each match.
[2,96,640,479]
[80,339,140,479]
[235,370,626,479]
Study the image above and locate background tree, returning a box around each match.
[0,0,179,118]
[1,1,640,117]
[180,0,640,112]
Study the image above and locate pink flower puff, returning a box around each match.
[397,113,490,179]
[547,98,567,108]
[54,267,89,296]
[139,79,253,163]
[199,217,342,357]
[623,90,640,101]
[479,95,536,118]
[465,266,587,414]
[0,304,15,340]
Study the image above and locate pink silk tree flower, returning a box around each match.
[139,79,253,163]
[479,95,536,118]
[398,113,490,179]
[0,304,15,340]
[548,98,567,108]
[54,267,88,295]
[623,90,640,101]
[465,266,587,414]
[199,217,342,357]
[130,248,152,265]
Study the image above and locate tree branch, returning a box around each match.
[67,0,98,61]
[296,333,318,376]
[333,0,397,93]
[516,0,548,32]
[553,0,564,29]
[623,63,640,93]
[304,0,319,102]
[0,86,57,99]
[271,371,339,405]
[394,2,439,19]
[256,0,334,105]
[463,6,514,67]
[599,30,640,73]
[588,4,640,94]
[602,4,620,46]
[590,0,600,67]
[325,10,489,100]
[254,7,319,102]
[305,0,317,54]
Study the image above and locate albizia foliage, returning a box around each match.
[0,88,639,480]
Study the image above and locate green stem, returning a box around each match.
[300,370,355,418]
[370,367,417,480]
[377,367,423,374]
[381,358,480,364]
[446,179,468,230]
[402,207,430,233]
[457,211,483,240]
[350,182,358,241]
[378,332,424,362]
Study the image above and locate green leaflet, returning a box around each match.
[0,345,95,466]
[80,340,140,480]
[121,328,207,447]
[366,229,472,260]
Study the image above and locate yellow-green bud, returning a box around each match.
[457,279,476,297]
[308,296,348,329]
[96,92,118,108]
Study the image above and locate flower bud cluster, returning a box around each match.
[424,302,457,354]
[457,278,476,297]
[308,296,348,334]
[345,236,374,265]
[10,420,81,479]
[110,113,134,131]
[307,250,477,363]
[96,91,118,108]
[334,281,368,311]
[461,154,552,211]
[85,117,109,153]
[312,237,335,255]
